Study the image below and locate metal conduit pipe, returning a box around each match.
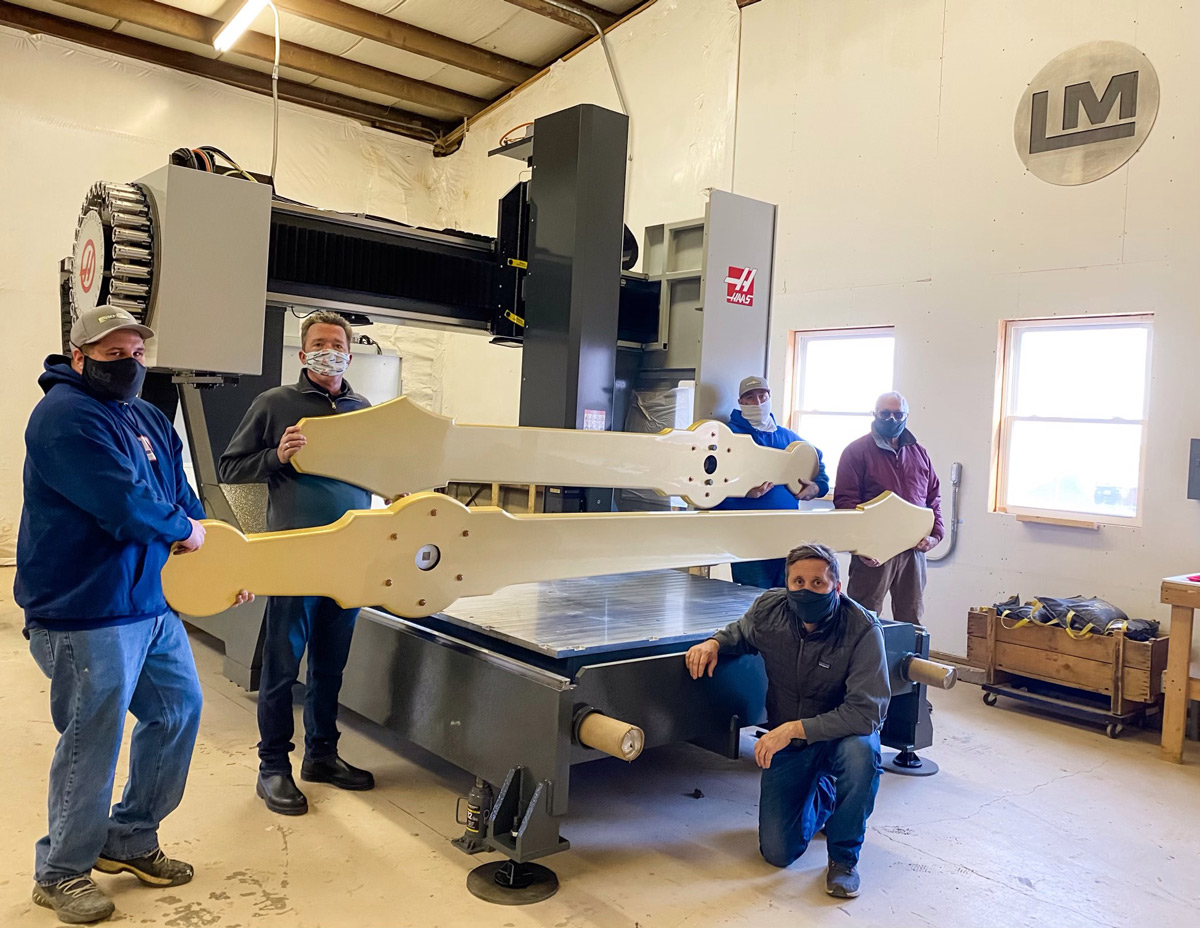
[926,461,961,563]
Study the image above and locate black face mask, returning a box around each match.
[786,588,839,629]
[81,355,146,403]
[872,416,906,441]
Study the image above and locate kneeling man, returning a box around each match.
[685,543,888,898]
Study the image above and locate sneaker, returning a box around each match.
[826,861,861,898]
[31,875,115,924]
[94,847,194,887]
[300,754,374,791]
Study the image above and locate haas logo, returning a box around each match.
[725,266,756,306]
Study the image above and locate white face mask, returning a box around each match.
[303,348,350,376]
[739,399,776,432]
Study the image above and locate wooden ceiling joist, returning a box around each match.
[276,0,537,86]
[54,0,482,118]
[0,1,454,143]
[501,0,617,33]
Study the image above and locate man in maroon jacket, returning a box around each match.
[834,392,943,623]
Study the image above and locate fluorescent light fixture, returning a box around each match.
[213,0,270,52]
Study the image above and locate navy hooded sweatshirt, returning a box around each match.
[714,409,829,511]
[15,356,204,630]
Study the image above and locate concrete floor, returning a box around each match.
[2,569,1198,928]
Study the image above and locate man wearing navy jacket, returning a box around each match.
[16,306,249,924]
[715,376,829,589]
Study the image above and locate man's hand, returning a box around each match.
[233,590,255,607]
[173,518,206,554]
[685,639,720,679]
[754,721,804,769]
[795,477,820,501]
[915,535,938,553]
[277,425,307,464]
[856,554,882,568]
[746,481,774,499]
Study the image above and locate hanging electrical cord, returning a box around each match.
[268,0,280,180]
[539,0,628,116]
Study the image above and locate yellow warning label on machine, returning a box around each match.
[507,258,528,269]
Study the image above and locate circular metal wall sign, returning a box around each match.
[1014,41,1159,185]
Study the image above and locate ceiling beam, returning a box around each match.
[438,0,653,153]
[53,0,483,118]
[0,1,454,145]
[500,0,618,33]
[276,0,537,86]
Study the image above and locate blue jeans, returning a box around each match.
[759,733,882,869]
[731,558,787,590]
[28,613,203,884]
[257,596,359,774]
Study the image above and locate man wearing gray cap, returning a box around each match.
[714,375,829,588]
[16,305,250,924]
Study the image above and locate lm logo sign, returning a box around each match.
[725,266,756,306]
[1014,41,1159,185]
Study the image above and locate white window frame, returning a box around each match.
[992,314,1153,526]
[784,326,895,486]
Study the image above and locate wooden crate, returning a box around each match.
[967,607,1169,715]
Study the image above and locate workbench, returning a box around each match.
[1159,576,1200,763]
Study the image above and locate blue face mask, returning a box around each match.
[786,588,839,628]
[872,416,906,441]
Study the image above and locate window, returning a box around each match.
[994,315,1152,523]
[785,328,895,480]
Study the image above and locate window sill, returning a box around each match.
[1013,513,1101,530]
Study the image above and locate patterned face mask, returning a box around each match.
[303,348,350,375]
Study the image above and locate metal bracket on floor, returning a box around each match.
[465,766,568,905]
[485,766,569,863]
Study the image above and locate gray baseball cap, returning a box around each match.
[738,375,770,398]
[70,305,154,347]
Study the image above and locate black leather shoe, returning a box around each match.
[256,772,308,815]
[300,755,375,791]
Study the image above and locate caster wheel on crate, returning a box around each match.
[1106,723,1123,739]
[983,693,998,707]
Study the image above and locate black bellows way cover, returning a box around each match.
[991,595,1159,641]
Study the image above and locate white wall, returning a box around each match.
[0,1,742,563]
[416,0,742,427]
[736,0,1200,653]
[0,27,445,561]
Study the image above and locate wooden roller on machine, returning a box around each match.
[904,656,957,690]
[575,711,645,762]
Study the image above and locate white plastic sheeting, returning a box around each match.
[421,0,742,438]
[0,0,742,563]
[430,0,742,252]
[0,28,442,561]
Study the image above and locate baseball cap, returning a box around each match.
[70,305,155,348]
[738,375,770,398]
